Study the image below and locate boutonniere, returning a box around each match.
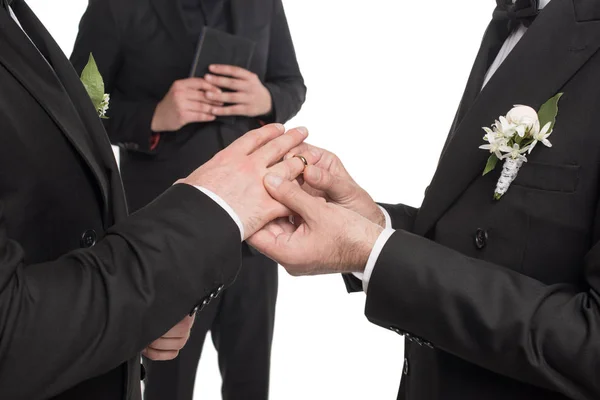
[479,93,563,200]
[80,53,110,119]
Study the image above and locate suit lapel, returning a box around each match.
[414,0,600,236]
[2,1,112,221]
[440,20,509,158]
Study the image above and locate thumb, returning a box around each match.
[264,173,319,222]
[303,165,355,201]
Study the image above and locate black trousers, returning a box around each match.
[142,250,278,400]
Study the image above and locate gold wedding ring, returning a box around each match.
[293,154,308,169]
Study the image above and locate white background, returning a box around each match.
[27,1,492,399]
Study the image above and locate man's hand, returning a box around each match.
[151,78,224,132]
[248,174,383,276]
[142,315,195,361]
[204,65,273,118]
[179,124,318,240]
[285,143,386,228]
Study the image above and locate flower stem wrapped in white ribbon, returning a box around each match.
[479,93,563,200]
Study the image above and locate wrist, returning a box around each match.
[370,206,386,228]
[151,104,163,132]
[349,222,383,274]
[259,87,273,117]
[358,193,385,228]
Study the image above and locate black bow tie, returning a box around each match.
[493,0,539,28]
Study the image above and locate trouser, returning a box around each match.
[143,251,278,400]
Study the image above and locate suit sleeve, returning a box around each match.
[342,203,418,293]
[0,185,242,399]
[262,0,306,124]
[365,224,600,399]
[379,203,419,231]
[70,0,159,154]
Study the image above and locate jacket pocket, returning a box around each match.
[512,161,580,193]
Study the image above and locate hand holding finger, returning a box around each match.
[180,77,222,93]
[205,74,246,91]
[251,127,309,166]
[205,91,247,104]
[185,90,224,106]
[263,173,320,222]
[268,149,320,182]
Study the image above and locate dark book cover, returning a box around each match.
[190,27,256,124]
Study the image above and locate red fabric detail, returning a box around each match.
[149,133,161,151]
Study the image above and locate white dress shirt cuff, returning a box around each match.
[379,205,393,230]
[351,206,393,286]
[193,186,244,241]
[360,228,395,293]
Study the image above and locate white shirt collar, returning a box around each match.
[512,0,550,10]
[538,0,551,10]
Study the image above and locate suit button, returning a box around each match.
[403,358,409,375]
[80,230,97,248]
[474,228,488,249]
[189,297,211,316]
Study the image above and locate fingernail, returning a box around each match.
[205,74,213,80]
[296,127,308,136]
[209,65,217,71]
[206,92,214,98]
[274,123,285,132]
[265,174,283,188]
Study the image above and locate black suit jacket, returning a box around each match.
[69,0,306,202]
[0,2,241,399]
[348,1,600,399]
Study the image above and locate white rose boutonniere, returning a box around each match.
[479,93,563,200]
[80,53,110,119]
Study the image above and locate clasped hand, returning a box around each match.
[151,65,272,132]
[182,124,385,276]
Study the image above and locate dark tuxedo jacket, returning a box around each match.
[70,0,306,206]
[347,1,600,399]
[0,2,241,399]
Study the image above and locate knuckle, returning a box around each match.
[145,350,158,360]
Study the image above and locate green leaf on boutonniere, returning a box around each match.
[537,92,563,132]
[80,53,105,111]
[483,154,499,176]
